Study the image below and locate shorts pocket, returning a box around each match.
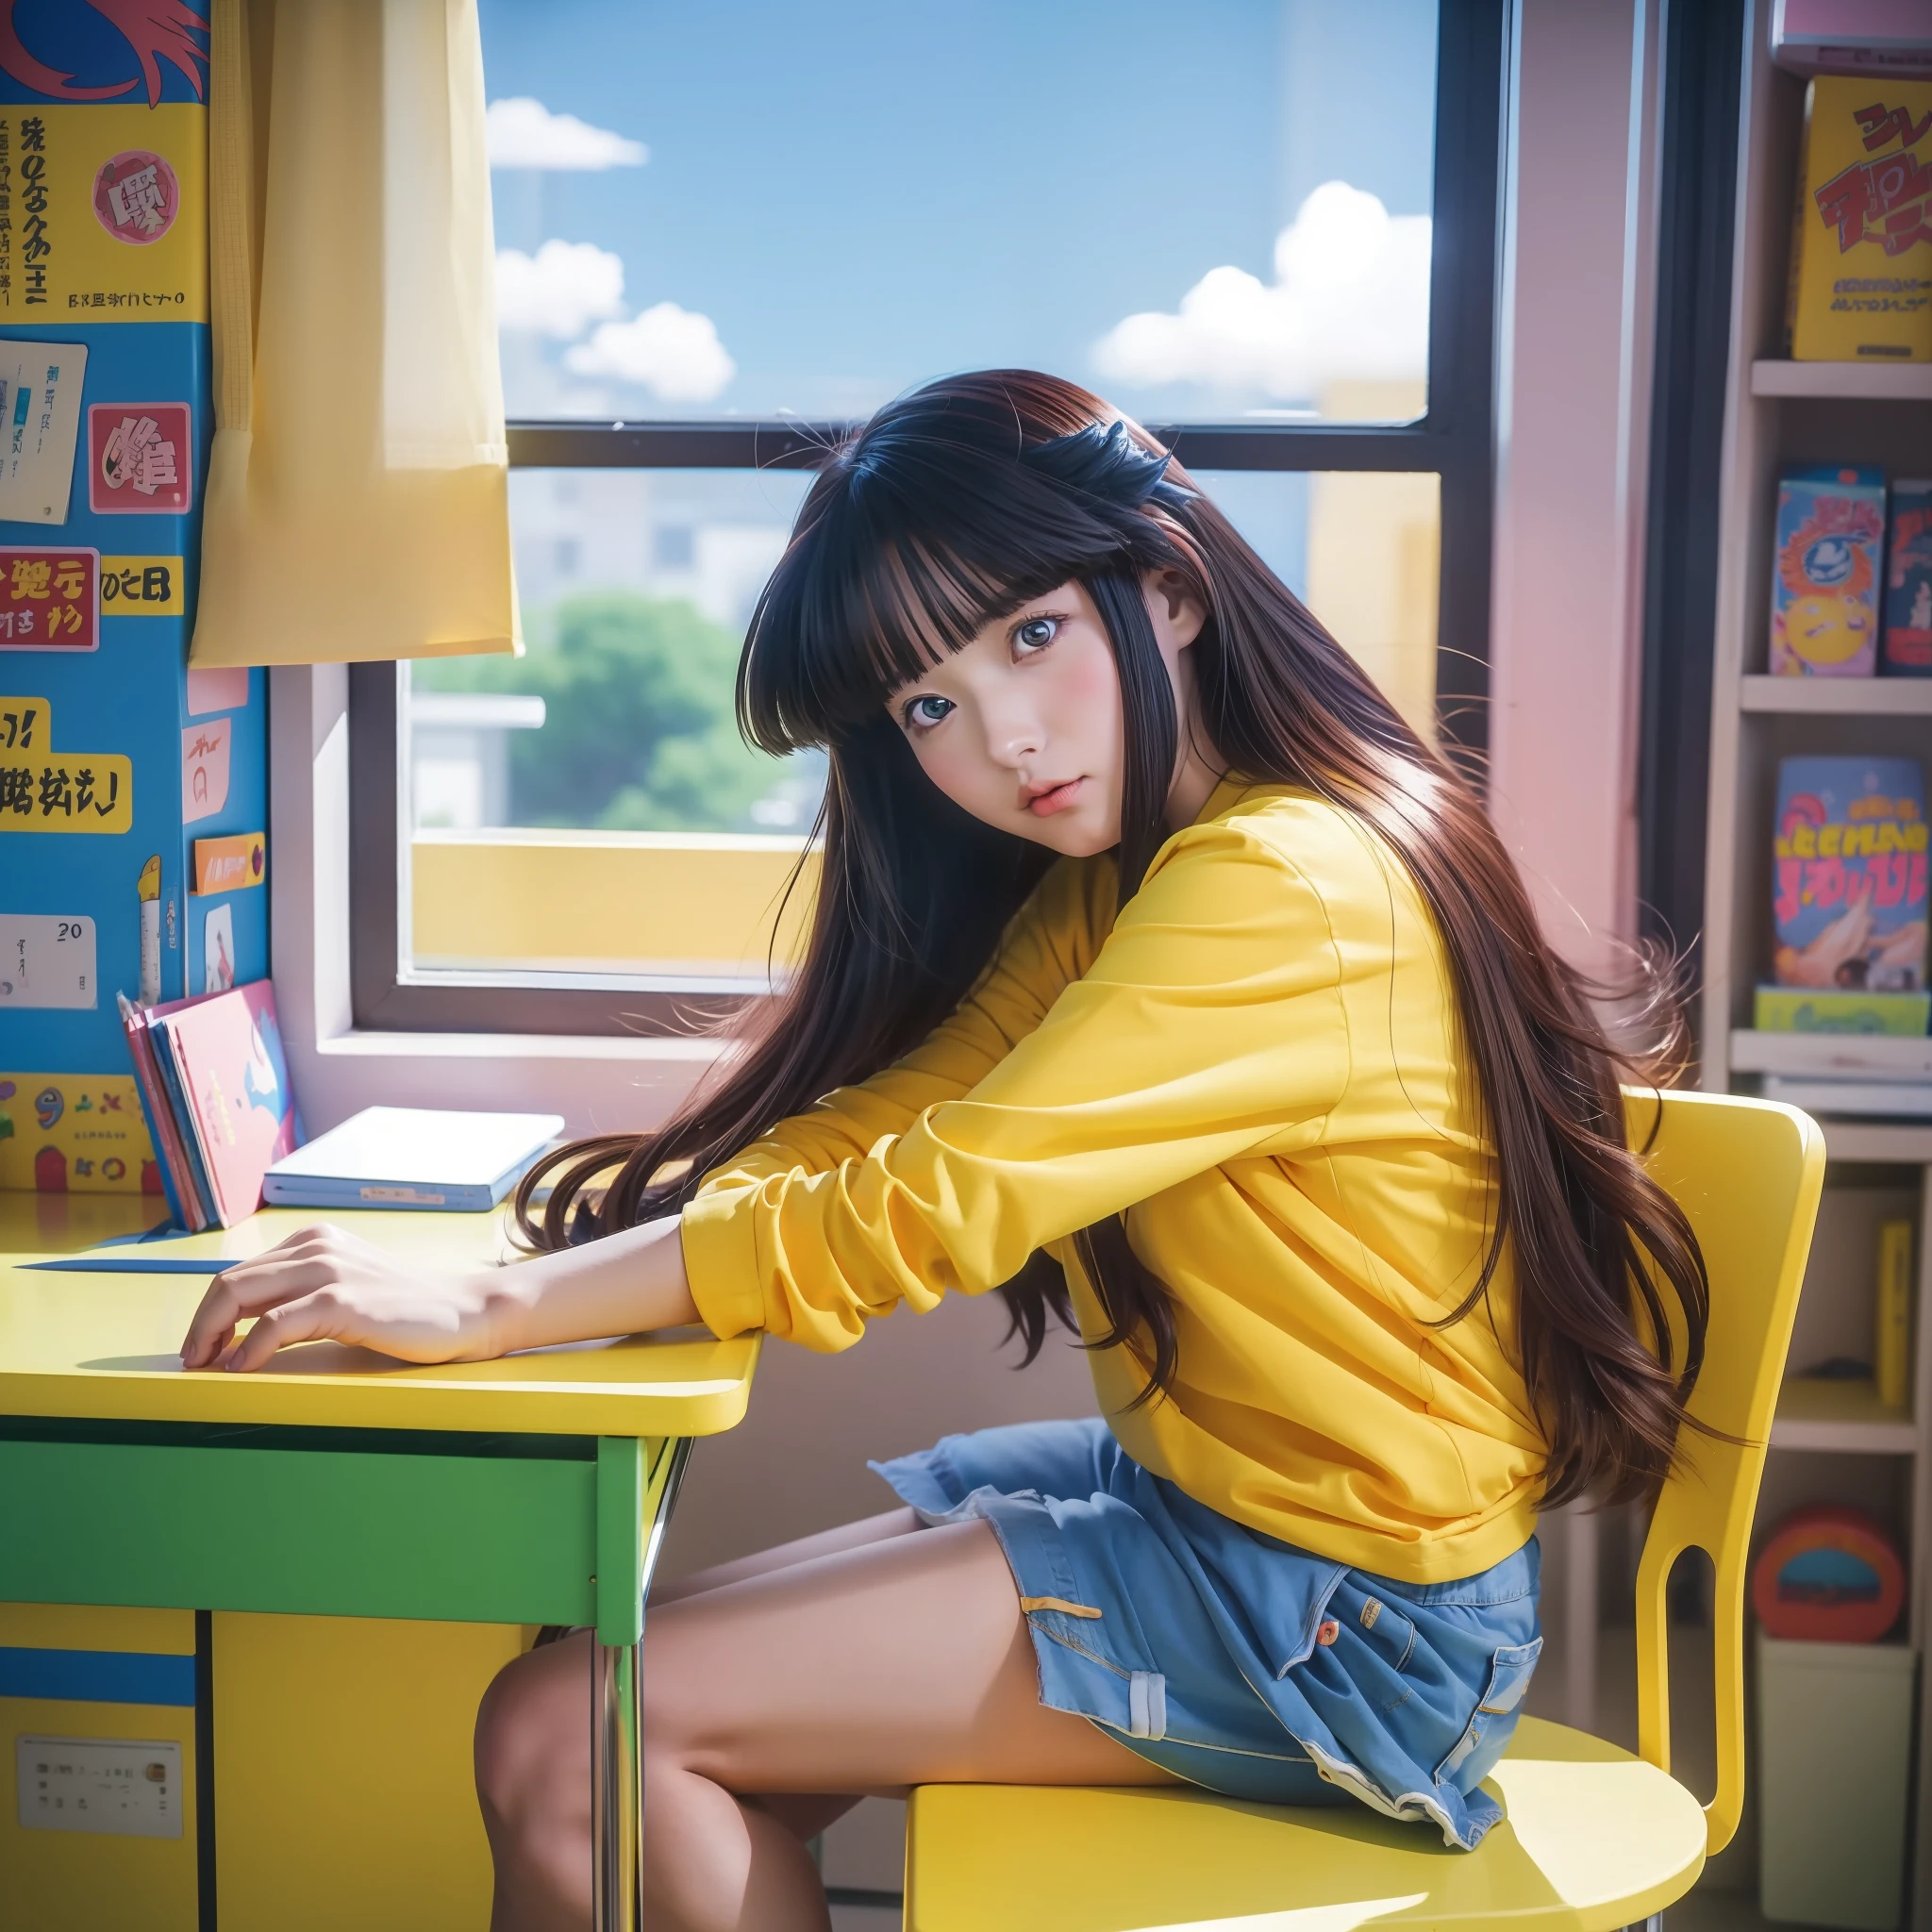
[1356,1593,1418,1675]
[1434,1637,1542,1784]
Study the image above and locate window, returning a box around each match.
[350,0,1505,1034]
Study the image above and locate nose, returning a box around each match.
[981,693,1043,770]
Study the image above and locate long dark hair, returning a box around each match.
[516,369,1707,1509]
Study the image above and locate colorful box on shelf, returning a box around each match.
[1770,467,1887,675]
[1884,479,1932,675]
[1786,75,1932,363]
[1771,756,1926,996]
[0,13,252,1199]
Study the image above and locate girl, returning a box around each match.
[181,371,1707,1932]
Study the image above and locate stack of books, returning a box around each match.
[119,980,302,1230]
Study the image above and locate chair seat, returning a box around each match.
[906,1716,1707,1932]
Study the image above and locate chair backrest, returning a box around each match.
[1624,1088,1824,1857]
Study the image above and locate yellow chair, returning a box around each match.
[906,1090,1825,1932]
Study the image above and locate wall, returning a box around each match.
[1489,0,1661,980]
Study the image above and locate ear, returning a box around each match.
[1143,567,1207,651]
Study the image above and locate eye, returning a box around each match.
[901,692,955,732]
[1013,615,1059,656]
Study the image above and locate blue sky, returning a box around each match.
[476,0,1440,421]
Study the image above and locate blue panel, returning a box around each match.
[0,318,270,1081]
[0,1641,196,1705]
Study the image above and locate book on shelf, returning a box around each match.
[1784,75,1932,364]
[1884,479,1932,676]
[119,979,302,1230]
[1767,757,1927,1034]
[1875,1219,1913,1411]
[1770,466,1887,675]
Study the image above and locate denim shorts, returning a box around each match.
[872,1417,1541,1849]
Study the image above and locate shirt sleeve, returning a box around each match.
[679,821,1354,1349]
[696,854,1114,1189]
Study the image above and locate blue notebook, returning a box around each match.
[260,1107,565,1212]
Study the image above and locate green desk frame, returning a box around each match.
[1,1414,691,1931]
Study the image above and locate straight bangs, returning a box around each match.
[739,440,1136,757]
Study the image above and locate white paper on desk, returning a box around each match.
[0,341,87,524]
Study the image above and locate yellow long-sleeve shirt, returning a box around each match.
[681,775,1547,1582]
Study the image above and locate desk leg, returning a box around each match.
[592,1437,693,1932]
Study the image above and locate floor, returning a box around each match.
[821,1798,908,1931]
[1669,1892,1824,1932]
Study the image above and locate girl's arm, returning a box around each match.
[185,858,1102,1375]
[683,818,1357,1353]
[177,1212,699,1372]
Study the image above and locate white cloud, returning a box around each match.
[1092,182,1430,402]
[494,240,625,339]
[486,97,647,171]
[565,303,737,402]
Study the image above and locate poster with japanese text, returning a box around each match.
[0,105,206,321]
[0,546,97,650]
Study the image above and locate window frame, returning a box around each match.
[350,0,1508,1037]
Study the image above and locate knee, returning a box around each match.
[474,1641,579,1835]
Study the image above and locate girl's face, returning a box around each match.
[888,572,1207,858]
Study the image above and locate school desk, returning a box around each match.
[0,1203,759,1932]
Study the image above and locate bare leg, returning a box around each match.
[654,1511,930,1850]
[649,1508,921,1607]
[476,1516,1174,1932]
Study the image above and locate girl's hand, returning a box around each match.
[178,1223,527,1373]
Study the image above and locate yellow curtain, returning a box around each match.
[190,0,516,667]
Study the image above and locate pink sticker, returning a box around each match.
[93,149,180,245]
[186,665,250,717]
[182,717,231,825]
[89,403,192,515]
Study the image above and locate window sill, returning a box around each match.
[410,828,815,981]
[313,1026,729,1067]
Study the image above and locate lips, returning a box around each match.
[1024,777,1085,818]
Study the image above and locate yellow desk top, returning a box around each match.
[0,1201,758,1438]
[23,1200,530,1270]
[0,1190,172,1259]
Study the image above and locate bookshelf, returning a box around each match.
[1730,1034,1932,1080]
[1749,358,1932,402]
[1740,675,1932,716]
[1698,13,1932,1923]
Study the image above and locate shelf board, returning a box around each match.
[1772,1375,1918,1455]
[1733,1032,1932,1079]
[1750,358,1932,401]
[1820,1118,1932,1163]
[1740,675,1932,714]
